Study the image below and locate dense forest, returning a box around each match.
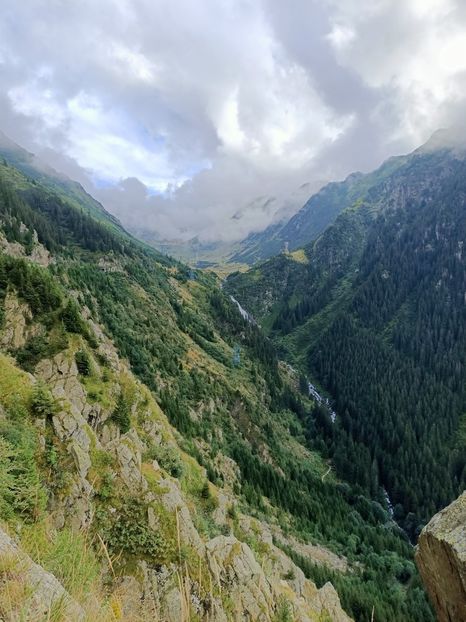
[227,143,466,538]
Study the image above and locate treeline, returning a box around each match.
[0,173,127,254]
[230,439,433,622]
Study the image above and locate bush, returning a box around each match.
[61,300,83,334]
[29,383,59,419]
[75,350,91,376]
[0,421,47,522]
[273,597,294,622]
[98,499,175,563]
[200,481,210,499]
[111,392,131,433]
[143,443,184,478]
[15,330,67,373]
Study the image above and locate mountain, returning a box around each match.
[140,181,324,270]
[228,155,412,266]
[0,130,127,235]
[0,139,433,620]
[226,130,466,541]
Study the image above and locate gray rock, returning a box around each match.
[37,353,87,417]
[0,526,84,620]
[416,491,466,622]
[0,292,33,349]
[69,439,92,479]
[159,477,205,556]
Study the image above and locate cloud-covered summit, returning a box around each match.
[1,0,466,241]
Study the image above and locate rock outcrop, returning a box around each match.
[0,526,84,620]
[0,292,35,350]
[0,230,51,267]
[0,285,354,621]
[416,491,466,622]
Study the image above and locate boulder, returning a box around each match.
[416,491,466,622]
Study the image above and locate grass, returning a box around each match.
[289,249,309,264]
[0,353,33,411]
[21,521,101,604]
[0,553,32,621]
[19,520,130,621]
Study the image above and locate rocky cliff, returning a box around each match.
[416,492,466,622]
[0,147,434,621]
[0,290,352,621]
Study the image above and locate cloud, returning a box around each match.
[1,0,466,241]
[324,0,466,143]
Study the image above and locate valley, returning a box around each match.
[226,131,466,542]
[0,135,440,620]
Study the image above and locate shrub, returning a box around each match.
[111,392,131,433]
[0,422,47,522]
[200,481,210,499]
[75,350,91,376]
[143,443,184,478]
[15,330,67,373]
[273,597,293,622]
[60,300,83,333]
[98,499,175,563]
[29,383,59,419]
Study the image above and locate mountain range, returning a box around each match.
[0,132,439,620]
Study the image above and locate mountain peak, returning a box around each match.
[417,127,466,154]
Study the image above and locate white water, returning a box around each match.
[308,381,337,422]
[229,300,337,421]
[383,488,395,517]
[229,295,256,324]
[284,363,337,423]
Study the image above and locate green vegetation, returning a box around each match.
[227,146,466,541]
[111,391,132,433]
[143,442,184,478]
[96,498,175,563]
[75,349,92,375]
[0,150,437,620]
[230,153,408,265]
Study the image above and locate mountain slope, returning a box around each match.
[0,130,128,235]
[0,151,434,620]
[229,153,411,266]
[226,134,466,538]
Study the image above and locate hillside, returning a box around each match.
[0,131,127,236]
[0,149,434,620]
[226,131,466,541]
[228,152,413,266]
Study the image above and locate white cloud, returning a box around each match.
[325,0,466,144]
[0,0,466,241]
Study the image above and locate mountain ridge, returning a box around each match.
[226,137,466,539]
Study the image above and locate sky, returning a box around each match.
[1,0,466,242]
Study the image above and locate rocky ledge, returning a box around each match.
[416,491,466,622]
